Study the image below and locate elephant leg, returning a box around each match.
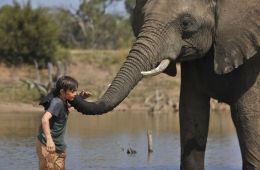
[179,86,210,170]
[230,78,260,170]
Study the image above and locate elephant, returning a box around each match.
[69,0,260,169]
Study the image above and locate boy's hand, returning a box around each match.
[46,138,55,152]
[67,101,74,112]
[79,90,92,99]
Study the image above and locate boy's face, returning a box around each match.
[61,89,77,101]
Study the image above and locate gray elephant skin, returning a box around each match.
[70,0,260,169]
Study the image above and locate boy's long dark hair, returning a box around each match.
[39,76,78,110]
[53,76,78,96]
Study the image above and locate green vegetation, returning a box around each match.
[0,81,40,103]
[52,0,134,49]
[0,0,135,67]
[0,1,66,66]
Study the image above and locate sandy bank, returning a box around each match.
[0,102,42,113]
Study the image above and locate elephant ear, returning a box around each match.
[214,0,260,74]
[132,0,147,37]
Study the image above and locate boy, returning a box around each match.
[36,76,91,170]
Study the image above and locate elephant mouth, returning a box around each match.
[177,47,200,62]
[141,47,200,77]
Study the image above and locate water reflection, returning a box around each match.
[67,110,236,137]
[67,112,180,137]
[0,110,241,170]
[0,112,41,137]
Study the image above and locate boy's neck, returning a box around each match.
[58,95,67,103]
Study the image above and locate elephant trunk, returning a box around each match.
[70,40,158,114]
[70,23,180,115]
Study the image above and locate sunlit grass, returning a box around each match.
[70,49,129,66]
[0,82,40,103]
[0,49,180,104]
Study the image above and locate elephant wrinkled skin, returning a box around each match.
[70,0,260,169]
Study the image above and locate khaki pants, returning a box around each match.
[36,139,66,170]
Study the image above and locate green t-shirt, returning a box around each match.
[38,97,69,152]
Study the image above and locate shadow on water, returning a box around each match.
[0,110,241,170]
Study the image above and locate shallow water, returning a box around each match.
[0,110,242,170]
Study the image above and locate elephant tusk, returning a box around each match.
[141,59,170,77]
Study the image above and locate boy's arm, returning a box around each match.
[41,112,55,152]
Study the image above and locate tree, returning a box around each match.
[124,0,135,16]
[54,0,134,49]
[0,1,65,66]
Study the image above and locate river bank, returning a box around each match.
[0,102,42,113]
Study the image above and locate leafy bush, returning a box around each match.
[52,0,134,49]
[0,1,65,66]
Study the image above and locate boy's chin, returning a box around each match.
[67,98,74,101]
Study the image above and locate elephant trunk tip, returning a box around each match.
[70,95,114,115]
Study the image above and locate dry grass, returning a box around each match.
[68,49,181,100]
[0,49,229,113]
[0,49,181,112]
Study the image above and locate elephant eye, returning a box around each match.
[180,15,199,35]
